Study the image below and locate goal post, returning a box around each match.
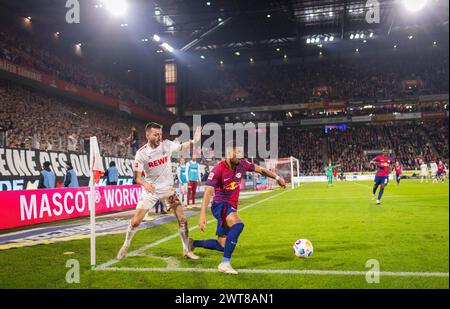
[290,156,300,189]
[264,156,301,189]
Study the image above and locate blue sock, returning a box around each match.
[193,239,224,251]
[378,188,384,200]
[223,223,244,262]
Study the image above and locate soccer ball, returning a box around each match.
[293,239,313,258]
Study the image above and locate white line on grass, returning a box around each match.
[96,266,449,277]
[353,182,373,189]
[97,189,291,269]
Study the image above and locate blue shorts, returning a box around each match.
[211,201,236,236]
[374,175,389,185]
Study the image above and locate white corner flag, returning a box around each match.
[89,136,104,269]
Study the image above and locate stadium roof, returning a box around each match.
[0,0,448,64]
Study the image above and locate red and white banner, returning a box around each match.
[0,185,142,230]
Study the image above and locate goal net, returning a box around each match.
[264,156,300,189]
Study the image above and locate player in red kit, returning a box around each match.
[189,143,286,274]
[370,150,393,205]
[437,160,446,182]
[393,161,402,185]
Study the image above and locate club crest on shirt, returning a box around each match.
[236,172,242,178]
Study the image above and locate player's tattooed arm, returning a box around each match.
[133,171,155,193]
[254,165,286,188]
[199,185,214,231]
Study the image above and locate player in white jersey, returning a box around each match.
[430,161,438,183]
[419,161,428,183]
[117,122,202,260]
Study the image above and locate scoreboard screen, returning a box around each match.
[324,124,347,134]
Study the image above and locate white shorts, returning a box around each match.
[136,187,175,210]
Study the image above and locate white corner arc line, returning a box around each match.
[95,266,449,277]
[97,189,291,269]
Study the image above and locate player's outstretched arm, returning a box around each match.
[254,165,286,188]
[179,126,202,151]
[199,185,214,231]
[133,171,155,193]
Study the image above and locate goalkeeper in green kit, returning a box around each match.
[325,162,339,186]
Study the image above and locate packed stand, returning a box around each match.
[0,80,146,158]
[423,120,449,162]
[0,26,167,114]
[278,127,324,174]
[185,52,449,111]
[326,124,441,172]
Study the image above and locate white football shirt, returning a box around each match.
[430,162,438,173]
[420,163,428,175]
[133,140,181,191]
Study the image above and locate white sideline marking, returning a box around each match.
[97,189,291,269]
[95,266,449,277]
[353,182,373,189]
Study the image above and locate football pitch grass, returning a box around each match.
[0,180,448,289]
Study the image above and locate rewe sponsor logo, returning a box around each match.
[148,156,169,168]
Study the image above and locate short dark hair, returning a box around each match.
[145,122,163,131]
[109,161,116,167]
[43,161,51,168]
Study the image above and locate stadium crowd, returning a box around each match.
[0,80,146,158]
[185,51,449,111]
[0,24,448,174]
[278,127,324,174]
[423,120,449,160]
[1,77,448,174]
[326,123,445,172]
[0,26,167,114]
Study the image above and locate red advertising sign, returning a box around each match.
[0,185,142,230]
[313,85,331,95]
[401,79,424,89]
[421,111,448,120]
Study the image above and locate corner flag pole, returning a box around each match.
[89,169,96,268]
[89,136,104,269]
